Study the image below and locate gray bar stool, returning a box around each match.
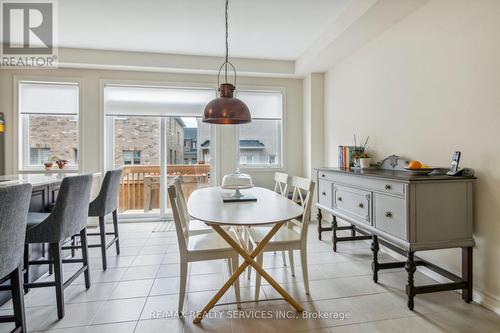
[24,174,93,319]
[87,169,122,270]
[0,184,32,333]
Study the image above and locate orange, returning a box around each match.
[408,160,422,169]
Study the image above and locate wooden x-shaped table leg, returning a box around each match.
[193,222,304,324]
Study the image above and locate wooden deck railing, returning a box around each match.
[119,164,210,213]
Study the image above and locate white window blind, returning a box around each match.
[237,91,282,120]
[104,85,216,117]
[237,90,283,168]
[19,82,79,115]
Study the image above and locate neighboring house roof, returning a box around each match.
[200,139,265,149]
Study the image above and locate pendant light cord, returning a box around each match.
[216,0,237,88]
[224,0,229,83]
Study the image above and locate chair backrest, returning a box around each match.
[172,176,192,229]
[89,169,122,216]
[274,172,289,196]
[290,176,315,240]
[168,179,189,255]
[42,174,93,242]
[0,183,32,278]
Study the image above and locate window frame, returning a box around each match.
[15,77,83,172]
[122,149,142,165]
[236,87,285,170]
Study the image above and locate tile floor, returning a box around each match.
[1,221,499,333]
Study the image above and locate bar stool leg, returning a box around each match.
[98,216,107,270]
[112,210,120,255]
[23,244,30,293]
[317,209,323,240]
[80,228,91,289]
[71,236,76,257]
[10,266,26,332]
[51,242,65,319]
[48,245,53,275]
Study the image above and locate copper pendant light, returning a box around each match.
[203,0,251,125]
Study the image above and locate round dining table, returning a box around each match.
[188,186,304,323]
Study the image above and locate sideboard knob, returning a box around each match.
[337,197,342,202]
[322,192,326,196]
[385,211,392,218]
[385,184,392,190]
[358,203,364,208]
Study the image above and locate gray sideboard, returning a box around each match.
[315,167,475,310]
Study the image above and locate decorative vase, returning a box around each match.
[44,163,53,170]
[56,161,67,169]
[359,157,371,169]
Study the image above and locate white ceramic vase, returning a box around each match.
[359,157,371,169]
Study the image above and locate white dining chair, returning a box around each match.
[246,172,290,280]
[249,176,315,300]
[274,172,289,196]
[274,172,291,267]
[173,176,213,236]
[168,180,241,314]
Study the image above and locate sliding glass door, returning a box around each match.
[104,85,215,221]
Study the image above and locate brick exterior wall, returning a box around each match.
[29,115,78,164]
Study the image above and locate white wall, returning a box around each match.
[324,0,500,311]
[0,68,303,188]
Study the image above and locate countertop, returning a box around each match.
[0,173,100,187]
[315,167,476,182]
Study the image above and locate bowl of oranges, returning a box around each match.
[404,160,435,174]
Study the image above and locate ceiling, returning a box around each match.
[57,0,349,60]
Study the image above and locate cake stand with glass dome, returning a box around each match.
[221,169,257,202]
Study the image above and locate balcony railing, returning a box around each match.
[119,164,210,213]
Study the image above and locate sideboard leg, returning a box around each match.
[331,216,338,252]
[405,251,416,310]
[317,209,323,240]
[371,235,379,283]
[462,247,473,303]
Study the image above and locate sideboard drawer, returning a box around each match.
[374,194,407,240]
[318,180,333,208]
[320,171,406,196]
[333,185,371,224]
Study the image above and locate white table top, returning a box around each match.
[187,186,303,226]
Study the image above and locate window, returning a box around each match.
[238,90,283,168]
[122,150,141,165]
[104,85,215,219]
[19,82,79,170]
[30,148,51,165]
